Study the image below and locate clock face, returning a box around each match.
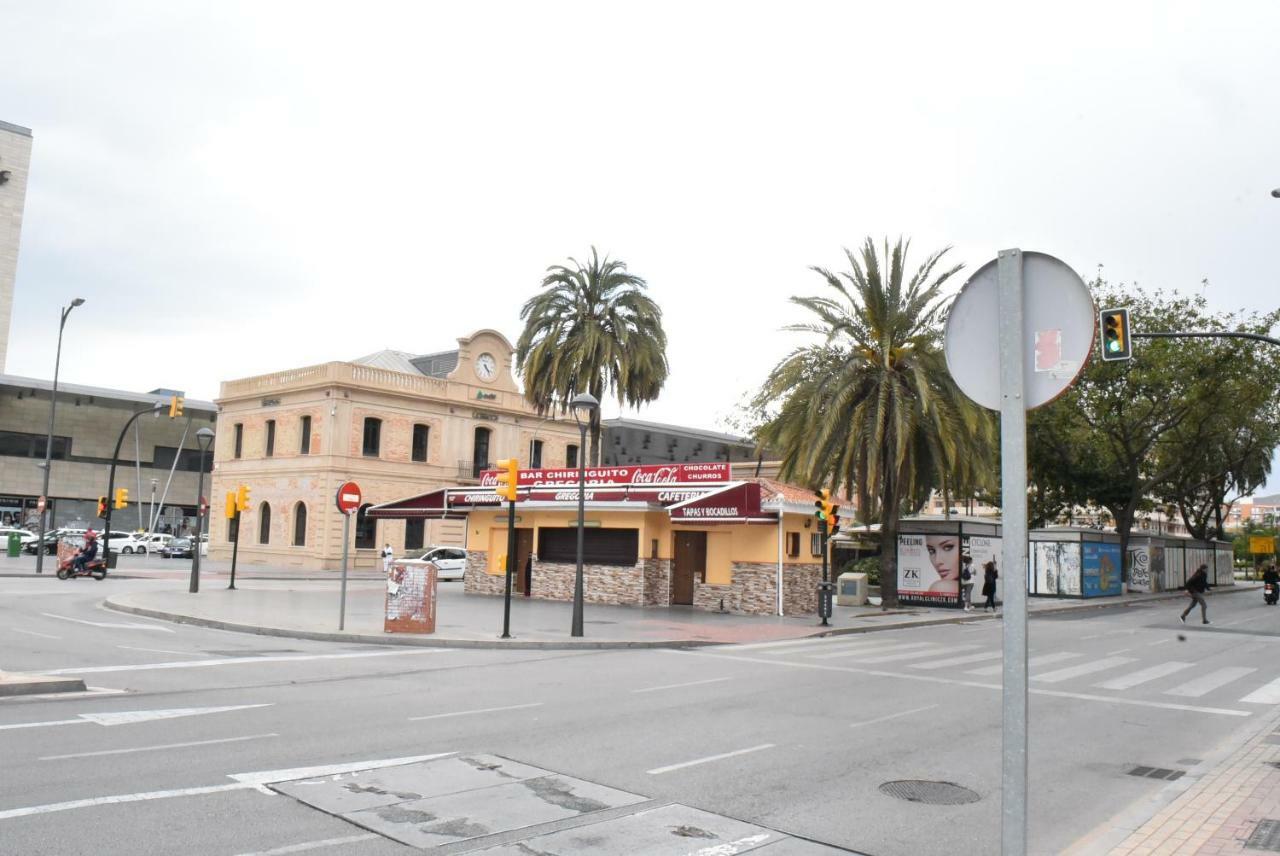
[476,353,497,381]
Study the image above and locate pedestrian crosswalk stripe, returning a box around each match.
[781,639,920,658]
[1239,677,1280,704]
[1093,661,1195,691]
[1032,657,1136,684]
[856,645,980,665]
[910,651,1003,671]
[808,642,939,661]
[1164,666,1257,698]
[967,652,1081,676]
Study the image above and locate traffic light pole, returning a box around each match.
[501,498,517,639]
[228,509,241,590]
[103,403,163,568]
[819,518,830,626]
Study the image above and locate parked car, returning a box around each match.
[159,538,194,559]
[0,527,38,548]
[402,546,467,581]
[118,533,174,555]
[24,528,67,554]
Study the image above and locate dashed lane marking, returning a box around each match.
[408,702,543,721]
[850,704,938,728]
[647,743,776,775]
[41,648,445,675]
[632,677,733,693]
[40,732,278,761]
[231,834,380,856]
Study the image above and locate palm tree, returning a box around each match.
[516,247,668,464]
[754,237,994,607]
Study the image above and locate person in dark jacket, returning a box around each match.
[1181,564,1211,625]
[981,561,999,612]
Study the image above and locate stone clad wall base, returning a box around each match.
[782,565,821,615]
[464,551,503,596]
[531,562,644,606]
[642,558,671,606]
[730,562,782,615]
[693,583,740,613]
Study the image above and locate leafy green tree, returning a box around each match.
[515,248,668,465]
[753,238,995,607]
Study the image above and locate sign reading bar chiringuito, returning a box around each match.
[478,462,730,488]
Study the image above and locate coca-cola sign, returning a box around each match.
[478,462,730,488]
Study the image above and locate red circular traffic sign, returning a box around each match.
[335,481,363,514]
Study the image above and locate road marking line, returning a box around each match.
[632,677,732,694]
[967,652,1081,676]
[11,628,61,640]
[808,641,939,661]
[910,651,1002,670]
[663,650,1251,717]
[0,752,457,820]
[647,743,775,775]
[0,718,90,731]
[858,645,980,665]
[1032,657,1135,684]
[118,645,207,657]
[718,637,841,652]
[409,702,542,721]
[0,703,271,731]
[850,704,938,728]
[1240,677,1280,704]
[686,833,774,855]
[41,648,443,675]
[1105,647,1135,656]
[232,834,380,856]
[40,732,278,761]
[1093,661,1194,691]
[1081,629,1136,640]
[1164,666,1257,698]
[40,613,174,633]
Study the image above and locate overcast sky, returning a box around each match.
[3,1,1279,493]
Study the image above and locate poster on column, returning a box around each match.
[384,562,438,633]
[1127,545,1152,593]
[1081,542,1123,598]
[897,534,962,608]
[961,535,1002,605]
[1033,541,1081,596]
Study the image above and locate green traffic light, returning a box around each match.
[1107,339,1121,352]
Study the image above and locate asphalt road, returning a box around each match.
[2,577,1278,856]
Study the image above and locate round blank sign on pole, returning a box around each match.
[944,251,1096,411]
[335,481,362,515]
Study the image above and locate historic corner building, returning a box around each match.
[369,462,834,616]
[208,329,584,570]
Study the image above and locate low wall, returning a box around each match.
[532,561,645,606]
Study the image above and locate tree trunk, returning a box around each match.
[879,475,901,609]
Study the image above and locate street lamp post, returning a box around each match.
[569,393,599,638]
[35,298,85,574]
[188,427,215,593]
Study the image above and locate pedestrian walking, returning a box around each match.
[1181,564,1211,625]
[981,561,999,612]
[381,542,395,574]
[960,555,975,611]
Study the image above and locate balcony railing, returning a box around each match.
[457,460,491,481]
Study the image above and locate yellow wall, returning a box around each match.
[706,531,733,584]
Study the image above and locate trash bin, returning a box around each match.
[7,532,21,557]
[817,580,836,620]
[837,572,868,606]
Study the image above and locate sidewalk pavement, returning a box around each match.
[100,575,1259,650]
[1069,697,1280,855]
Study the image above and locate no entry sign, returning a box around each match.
[335,481,362,514]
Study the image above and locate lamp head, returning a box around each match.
[70,298,85,307]
[195,426,215,451]
[569,393,599,426]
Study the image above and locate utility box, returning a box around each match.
[837,572,868,606]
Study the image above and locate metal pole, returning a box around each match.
[35,307,71,574]
[228,509,240,589]
[501,498,516,639]
[571,421,588,637]
[819,517,829,626]
[997,248,1029,856]
[188,449,206,593]
[339,512,350,630]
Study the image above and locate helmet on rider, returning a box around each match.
[84,529,98,540]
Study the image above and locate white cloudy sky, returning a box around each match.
[4,1,1279,492]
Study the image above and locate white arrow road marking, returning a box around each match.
[0,703,271,731]
[687,834,774,856]
[40,613,175,633]
[0,752,455,820]
[42,648,444,675]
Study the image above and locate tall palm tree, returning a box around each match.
[754,238,994,607]
[516,247,668,464]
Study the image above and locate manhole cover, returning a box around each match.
[878,780,980,805]
[1245,819,1280,851]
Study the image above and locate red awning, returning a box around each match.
[668,482,777,524]
[365,489,466,519]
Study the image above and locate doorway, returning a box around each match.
[672,531,707,606]
[515,529,534,595]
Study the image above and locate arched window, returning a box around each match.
[292,502,307,547]
[258,502,271,545]
[355,503,376,549]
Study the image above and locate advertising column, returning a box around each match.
[897,533,962,608]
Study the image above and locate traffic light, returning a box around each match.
[168,395,184,418]
[114,487,128,509]
[225,491,237,519]
[96,496,107,517]
[829,506,843,537]
[1099,307,1132,362]
[235,484,252,512]
[813,489,836,527]
[495,459,520,502]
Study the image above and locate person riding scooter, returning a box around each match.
[72,529,99,574]
[1265,565,1279,605]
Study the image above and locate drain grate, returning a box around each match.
[878,780,980,805]
[1246,819,1280,852]
[1127,766,1184,781]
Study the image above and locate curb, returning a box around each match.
[0,675,88,697]
[101,585,1258,651]
[0,573,144,580]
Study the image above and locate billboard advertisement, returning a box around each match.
[1032,541,1081,596]
[1081,542,1123,598]
[897,534,962,608]
[962,535,1002,605]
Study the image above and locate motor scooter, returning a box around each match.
[1264,581,1278,606]
[56,552,107,581]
